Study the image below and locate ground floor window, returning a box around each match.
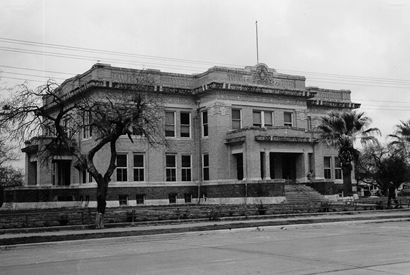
[136,194,145,204]
[169,193,177,204]
[166,154,177,181]
[334,157,342,180]
[324,156,331,179]
[181,155,191,181]
[119,195,128,206]
[133,154,144,181]
[184,193,192,203]
[203,154,209,180]
[116,154,128,182]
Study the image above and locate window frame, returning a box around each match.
[180,111,191,138]
[232,108,242,130]
[181,155,192,181]
[334,157,342,180]
[165,111,176,137]
[133,153,145,182]
[284,111,293,127]
[82,111,92,139]
[202,110,208,137]
[166,154,177,182]
[253,110,274,128]
[203,154,210,181]
[116,154,128,182]
[324,156,332,179]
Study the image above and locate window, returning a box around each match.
[284,112,293,127]
[232,109,241,129]
[169,193,177,204]
[203,154,210,180]
[133,154,144,181]
[324,157,331,179]
[335,157,342,180]
[136,194,145,205]
[166,154,176,181]
[88,172,93,183]
[253,110,273,127]
[181,155,191,181]
[119,195,128,206]
[184,193,192,203]
[180,112,190,138]
[253,111,262,127]
[165,111,175,137]
[116,154,128,182]
[82,112,92,139]
[307,116,312,131]
[202,111,208,137]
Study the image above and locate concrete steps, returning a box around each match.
[285,184,327,205]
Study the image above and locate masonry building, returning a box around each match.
[20,63,360,207]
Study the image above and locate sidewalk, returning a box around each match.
[1,209,410,246]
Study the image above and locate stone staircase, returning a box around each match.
[284,184,327,205]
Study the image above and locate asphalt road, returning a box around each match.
[2,220,410,275]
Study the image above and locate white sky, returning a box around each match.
[1,0,410,168]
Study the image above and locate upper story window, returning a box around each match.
[165,111,176,137]
[324,156,331,179]
[232,109,241,130]
[202,111,208,137]
[253,110,273,127]
[307,116,312,131]
[284,112,293,127]
[116,154,128,182]
[180,112,191,138]
[83,112,92,139]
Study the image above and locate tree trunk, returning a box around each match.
[95,178,108,229]
[342,164,353,196]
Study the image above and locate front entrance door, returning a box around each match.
[282,154,297,180]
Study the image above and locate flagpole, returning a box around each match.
[256,20,259,64]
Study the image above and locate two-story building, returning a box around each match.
[20,63,360,208]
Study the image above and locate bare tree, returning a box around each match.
[0,77,165,228]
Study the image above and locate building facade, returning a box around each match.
[19,63,360,208]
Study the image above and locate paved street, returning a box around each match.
[2,220,410,274]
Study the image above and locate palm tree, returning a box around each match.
[389,120,410,159]
[318,111,380,196]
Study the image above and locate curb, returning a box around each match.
[1,212,410,246]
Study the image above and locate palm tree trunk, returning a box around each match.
[342,164,353,196]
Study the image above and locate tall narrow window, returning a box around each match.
[202,111,208,137]
[253,111,262,127]
[181,155,191,181]
[203,154,210,180]
[133,154,144,181]
[334,157,342,180]
[264,111,273,127]
[116,154,128,182]
[180,112,190,138]
[165,111,175,137]
[307,116,312,130]
[284,112,293,127]
[83,112,92,139]
[166,154,176,181]
[232,109,241,130]
[324,156,331,179]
